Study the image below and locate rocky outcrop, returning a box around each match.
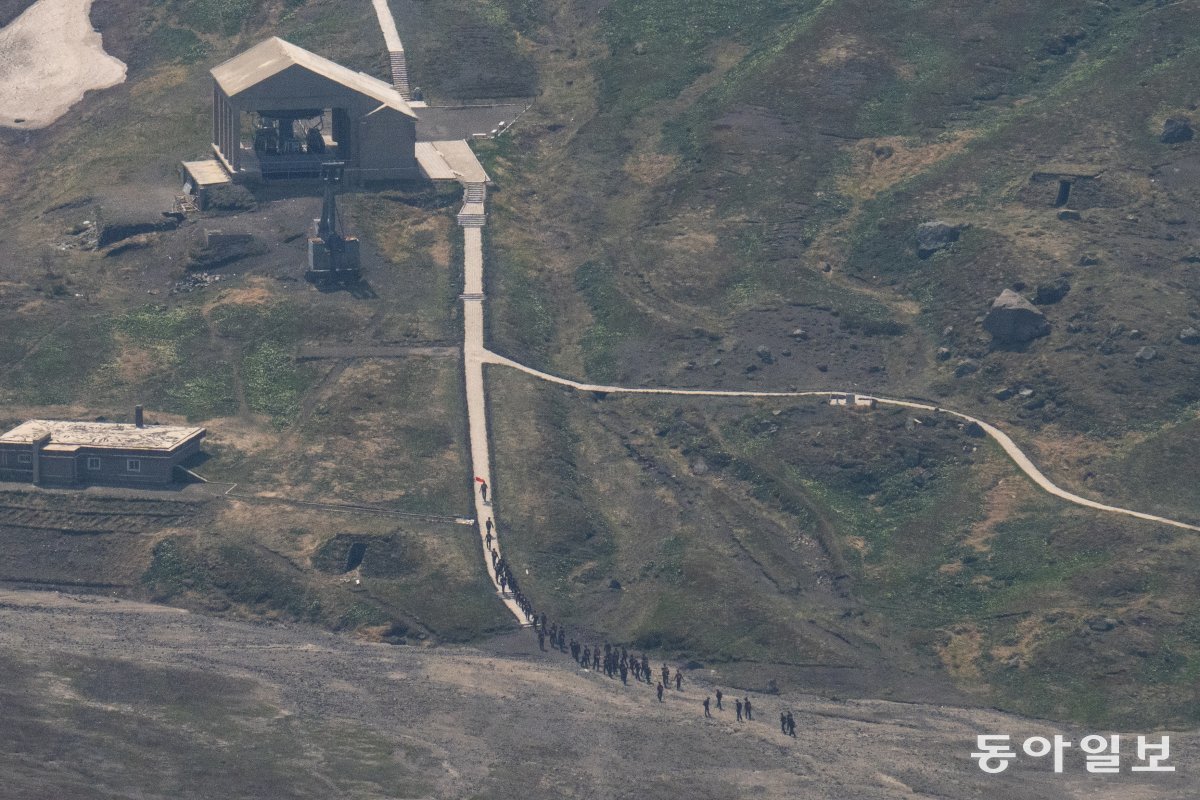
[1179,327,1200,345]
[1161,117,1194,144]
[983,289,1050,344]
[916,221,962,258]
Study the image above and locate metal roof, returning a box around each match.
[0,420,206,452]
[211,37,416,119]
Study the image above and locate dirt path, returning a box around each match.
[0,0,125,129]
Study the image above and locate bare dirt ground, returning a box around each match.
[1,589,1193,800]
[0,0,125,129]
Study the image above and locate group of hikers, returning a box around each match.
[481,501,800,738]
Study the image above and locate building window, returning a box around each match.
[17,453,31,464]
[126,458,142,473]
[87,457,101,471]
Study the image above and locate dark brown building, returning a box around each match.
[209,37,419,183]
[0,412,205,488]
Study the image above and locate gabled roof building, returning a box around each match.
[208,37,419,183]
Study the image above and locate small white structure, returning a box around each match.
[829,394,849,406]
[853,395,878,409]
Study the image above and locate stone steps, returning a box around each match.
[464,182,486,203]
[388,51,410,100]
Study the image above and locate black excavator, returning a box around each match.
[305,161,361,284]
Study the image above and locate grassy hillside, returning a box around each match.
[477,0,1200,727]
[0,0,1196,730]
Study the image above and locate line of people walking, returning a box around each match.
[482,512,799,740]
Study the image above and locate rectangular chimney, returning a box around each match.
[134,405,144,428]
[31,432,50,485]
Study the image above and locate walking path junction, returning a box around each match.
[372,12,1200,630]
[448,181,1199,625]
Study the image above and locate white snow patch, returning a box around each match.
[0,0,126,129]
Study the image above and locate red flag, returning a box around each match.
[475,476,486,483]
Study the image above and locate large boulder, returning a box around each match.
[916,221,962,258]
[983,289,1050,344]
[1161,117,1194,144]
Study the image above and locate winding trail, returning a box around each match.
[453,197,1198,628]
[481,352,1200,533]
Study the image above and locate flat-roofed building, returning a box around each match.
[0,409,205,487]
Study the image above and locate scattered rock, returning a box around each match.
[941,325,954,338]
[1087,617,1116,633]
[963,422,986,438]
[983,289,1050,344]
[1078,253,1100,266]
[873,144,894,160]
[1018,388,1035,398]
[609,579,622,591]
[916,220,962,258]
[789,328,808,341]
[936,347,951,361]
[709,358,722,367]
[1056,209,1081,221]
[1135,346,1157,362]
[1179,327,1200,345]
[1161,117,1194,144]
[689,458,709,476]
[993,386,1015,401]
[954,359,980,377]
[171,271,225,294]
[1033,277,1071,305]
[1128,329,1143,340]
[755,345,774,364]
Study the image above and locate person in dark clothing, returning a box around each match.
[786,711,796,737]
[703,697,712,718]
[479,481,488,502]
[485,518,493,535]
[539,612,547,631]
[485,531,493,549]
[661,664,670,687]
[619,662,628,685]
[780,712,788,734]
[537,630,545,651]
[674,670,682,691]
[715,689,723,710]
[744,697,753,720]
[582,645,590,668]
[557,629,565,651]
[656,683,664,702]
[641,654,650,683]
[593,649,601,671]
[735,699,743,722]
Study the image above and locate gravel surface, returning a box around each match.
[0,590,1193,799]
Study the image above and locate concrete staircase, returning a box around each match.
[457,182,487,226]
[457,203,486,227]
[388,50,411,100]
